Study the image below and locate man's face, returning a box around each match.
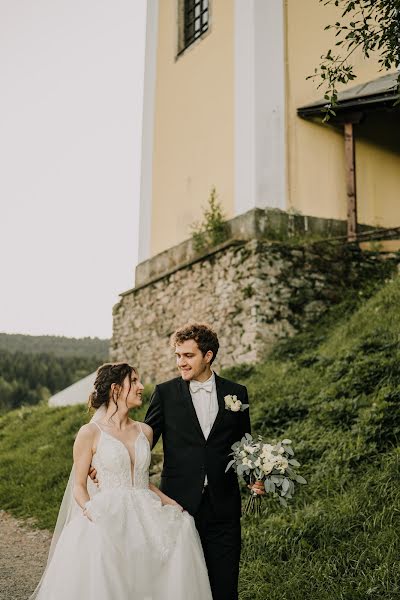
[175,339,212,381]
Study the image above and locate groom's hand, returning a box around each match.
[248,481,265,495]
[88,466,99,486]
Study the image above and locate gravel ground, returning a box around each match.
[0,511,51,600]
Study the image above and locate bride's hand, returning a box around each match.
[83,500,94,521]
[163,497,184,511]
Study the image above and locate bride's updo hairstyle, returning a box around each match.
[88,362,136,411]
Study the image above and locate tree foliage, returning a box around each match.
[0,335,109,412]
[0,333,109,358]
[191,187,229,252]
[310,0,400,119]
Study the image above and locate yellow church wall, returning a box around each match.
[146,0,399,261]
[151,0,234,256]
[356,112,400,228]
[286,0,399,227]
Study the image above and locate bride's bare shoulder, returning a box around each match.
[73,423,99,455]
[139,421,153,441]
[76,422,98,441]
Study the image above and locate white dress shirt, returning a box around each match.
[189,371,219,486]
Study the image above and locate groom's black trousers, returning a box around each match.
[194,487,241,600]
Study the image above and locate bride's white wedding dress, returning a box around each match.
[33,422,212,599]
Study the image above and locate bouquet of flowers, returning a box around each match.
[225,433,307,516]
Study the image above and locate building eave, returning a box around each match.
[297,72,400,120]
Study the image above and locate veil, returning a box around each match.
[29,404,106,599]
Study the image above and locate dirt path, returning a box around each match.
[0,511,51,600]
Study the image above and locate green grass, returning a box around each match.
[1,275,400,598]
[222,275,400,600]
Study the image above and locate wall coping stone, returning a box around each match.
[120,239,245,298]
[134,208,367,289]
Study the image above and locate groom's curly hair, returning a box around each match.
[170,323,219,364]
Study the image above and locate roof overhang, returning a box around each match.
[298,72,399,122]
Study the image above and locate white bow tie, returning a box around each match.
[190,380,213,394]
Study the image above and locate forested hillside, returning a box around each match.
[0,334,109,412]
[0,333,108,357]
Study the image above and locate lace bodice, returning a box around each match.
[92,424,150,491]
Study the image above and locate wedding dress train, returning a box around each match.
[33,423,213,599]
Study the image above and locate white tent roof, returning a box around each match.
[48,371,97,407]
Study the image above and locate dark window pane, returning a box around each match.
[183,0,209,50]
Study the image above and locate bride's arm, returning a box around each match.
[141,422,184,511]
[73,424,96,511]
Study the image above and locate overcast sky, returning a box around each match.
[0,0,146,339]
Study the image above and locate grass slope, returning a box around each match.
[227,276,400,600]
[1,277,400,599]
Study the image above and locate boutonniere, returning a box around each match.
[224,394,249,412]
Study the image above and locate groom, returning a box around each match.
[145,322,262,600]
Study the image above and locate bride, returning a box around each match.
[31,362,213,600]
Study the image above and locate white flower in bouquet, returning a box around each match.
[225,433,307,516]
[275,457,289,473]
[244,444,257,454]
[262,460,274,475]
[261,444,274,458]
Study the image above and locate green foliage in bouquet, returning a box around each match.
[226,433,307,515]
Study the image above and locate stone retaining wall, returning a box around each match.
[111,239,395,383]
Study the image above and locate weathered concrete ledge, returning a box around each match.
[122,239,245,296]
[134,208,352,288]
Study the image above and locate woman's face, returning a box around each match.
[119,370,144,409]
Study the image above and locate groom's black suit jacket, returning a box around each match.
[145,374,251,519]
